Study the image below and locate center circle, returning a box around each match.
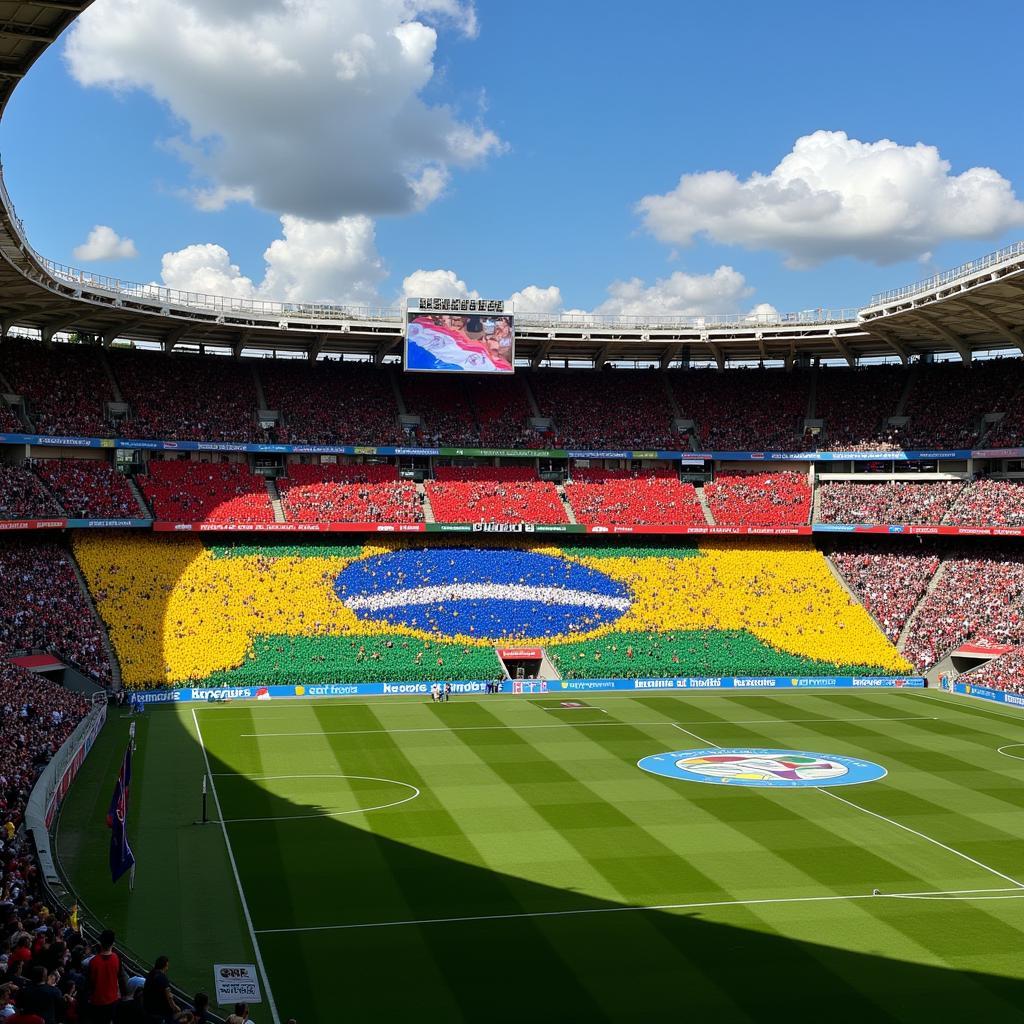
[334,548,632,640]
[637,748,888,788]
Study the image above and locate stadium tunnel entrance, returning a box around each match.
[495,645,561,683]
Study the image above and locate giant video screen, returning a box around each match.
[405,301,514,374]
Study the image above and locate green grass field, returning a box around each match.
[57,689,1024,1021]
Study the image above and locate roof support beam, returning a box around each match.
[232,330,252,359]
[832,336,855,367]
[707,342,724,371]
[162,325,190,353]
[863,326,909,364]
[374,335,399,364]
[102,319,143,347]
[659,343,683,370]
[905,313,972,363]
[594,342,613,368]
[531,338,554,369]
[41,314,80,344]
[953,297,1023,349]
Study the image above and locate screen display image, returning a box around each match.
[405,312,514,374]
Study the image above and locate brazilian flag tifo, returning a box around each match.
[73,534,912,688]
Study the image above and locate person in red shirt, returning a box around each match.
[10,935,32,970]
[85,930,126,1024]
[6,1012,45,1024]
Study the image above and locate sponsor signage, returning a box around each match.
[214,965,262,1006]
[128,676,925,704]
[496,647,543,659]
[952,682,1024,709]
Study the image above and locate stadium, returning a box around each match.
[3,1,1024,1021]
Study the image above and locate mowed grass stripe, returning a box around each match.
[308,701,607,1021]
[422,699,898,1018]
[698,703,1024,878]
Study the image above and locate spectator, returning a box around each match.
[32,459,139,520]
[426,466,567,524]
[564,468,705,525]
[138,461,274,523]
[84,930,126,1023]
[705,471,811,526]
[817,480,964,525]
[142,957,178,1022]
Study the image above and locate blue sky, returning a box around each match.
[2,0,1023,316]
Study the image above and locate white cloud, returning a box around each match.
[65,0,501,220]
[506,285,563,315]
[636,130,1024,267]
[72,225,139,261]
[400,268,478,300]
[594,266,753,316]
[160,215,386,306]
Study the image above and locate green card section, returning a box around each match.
[206,539,364,559]
[197,628,887,685]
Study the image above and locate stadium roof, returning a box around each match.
[0,0,1023,368]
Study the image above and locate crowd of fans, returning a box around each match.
[563,468,706,525]
[279,463,423,523]
[33,460,140,520]
[10,340,1024,454]
[815,365,907,451]
[138,460,275,522]
[829,542,941,643]
[944,478,1024,526]
[0,467,61,521]
[964,646,1024,693]
[1,339,114,437]
[263,359,403,446]
[110,348,259,443]
[531,370,680,449]
[0,543,111,684]
[902,550,1024,669]
[426,466,568,524]
[704,471,811,526]
[670,367,812,451]
[0,400,21,432]
[818,480,965,524]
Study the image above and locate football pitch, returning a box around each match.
[58,689,1024,1021]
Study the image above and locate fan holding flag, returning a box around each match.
[106,722,136,887]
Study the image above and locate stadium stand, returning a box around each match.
[279,463,423,523]
[0,399,21,431]
[815,364,906,450]
[426,466,568,523]
[944,478,1024,526]
[138,460,275,522]
[704,471,811,526]
[1,338,114,436]
[110,348,259,442]
[817,480,964,524]
[33,459,141,519]
[0,542,111,683]
[902,550,1024,670]
[563,468,705,525]
[530,370,680,449]
[0,464,62,519]
[899,359,1024,449]
[262,358,403,445]
[474,375,538,446]
[829,542,941,643]
[669,367,811,451]
[399,374,481,446]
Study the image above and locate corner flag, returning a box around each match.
[107,724,136,885]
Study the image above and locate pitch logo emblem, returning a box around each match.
[637,748,887,788]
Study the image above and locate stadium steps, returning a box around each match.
[68,550,123,690]
[417,482,435,522]
[521,372,542,417]
[126,476,153,519]
[29,469,66,516]
[897,562,948,653]
[806,364,818,419]
[811,478,822,524]
[894,363,920,417]
[265,478,287,523]
[557,485,578,524]
[662,374,683,419]
[251,362,269,410]
[824,554,890,639]
[938,480,969,525]
[97,349,125,403]
[388,366,408,415]
[695,484,716,524]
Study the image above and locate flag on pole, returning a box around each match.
[107,726,135,884]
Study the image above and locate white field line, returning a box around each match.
[997,744,1024,762]
[912,689,1024,724]
[210,773,421,824]
[191,708,281,1024]
[238,715,936,739]
[672,723,718,748]
[670,716,1024,890]
[192,690,925,715]
[252,886,1024,936]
